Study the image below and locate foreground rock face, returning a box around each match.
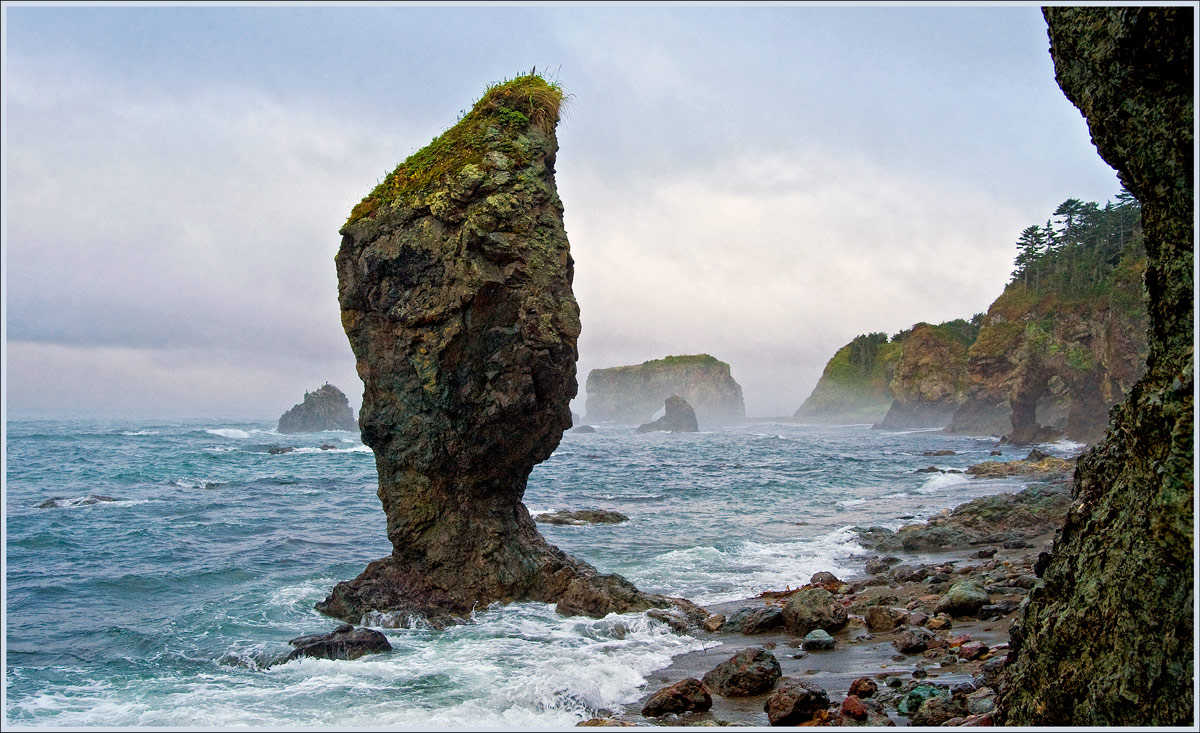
[585,354,744,426]
[277,384,357,433]
[635,395,699,433]
[323,74,676,625]
[1000,8,1194,725]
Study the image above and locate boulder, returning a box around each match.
[635,395,699,433]
[763,678,829,725]
[701,647,782,697]
[897,684,949,716]
[910,695,968,726]
[781,587,847,636]
[802,629,836,651]
[725,606,784,635]
[863,606,906,631]
[641,678,712,718]
[286,623,391,661]
[935,581,990,617]
[838,695,868,721]
[277,384,357,433]
[848,677,878,698]
[892,627,934,654]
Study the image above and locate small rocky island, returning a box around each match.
[585,354,745,427]
[277,383,357,433]
[636,395,699,433]
[321,73,698,627]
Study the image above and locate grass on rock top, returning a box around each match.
[345,73,566,227]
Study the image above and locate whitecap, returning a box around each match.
[916,472,971,494]
[1042,438,1087,456]
[836,498,868,508]
[630,527,869,604]
[119,430,159,436]
[205,429,251,439]
[880,492,908,499]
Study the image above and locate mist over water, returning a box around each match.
[5,417,1075,726]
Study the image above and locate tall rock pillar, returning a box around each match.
[999,8,1193,725]
[320,74,684,626]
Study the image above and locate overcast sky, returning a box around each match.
[3,3,1124,420]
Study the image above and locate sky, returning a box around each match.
[2,2,1126,420]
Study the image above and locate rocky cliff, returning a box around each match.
[323,74,685,626]
[584,354,745,426]
[794,333,901,423]
[277,383,357,433]
[876,321,976,430]
[999,8,1193,725]
[946,264,1147,443]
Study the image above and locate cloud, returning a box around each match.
[562,147,1023,415]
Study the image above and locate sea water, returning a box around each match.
[4,417,1080,727]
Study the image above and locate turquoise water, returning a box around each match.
[4,418,1071,726]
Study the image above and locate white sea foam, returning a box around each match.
[119,430,159,436]
[173,478,225,490]
[630,528,870,604]
[916,472,971,494]
[280,445,372,455]
[1043,438,1087,456]
[205,428,251,439]
[10,605,711,728]
[836,498,868,508]
[37,496,150,509]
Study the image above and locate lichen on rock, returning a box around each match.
[322,73,688,626]
[998,8,1193,725]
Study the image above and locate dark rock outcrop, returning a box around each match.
[635,395,699,433]
[999,8,1194,725]
[585,354,744,426]
[286,623,391,661]
[533,509,629,525]
[781,587,847,636]
[277,383,357,433]
[321,74,685,626]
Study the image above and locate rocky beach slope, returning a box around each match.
[580,453,1076,726]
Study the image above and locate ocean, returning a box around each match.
[3,417,1080,727]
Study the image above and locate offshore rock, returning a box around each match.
[533,509,629,525]
[999,8,1194,725]
[286,623,391,661]
[323,74,683,625]
[277,383,357,433]
[635,395,699,433]
[585,354,745,426]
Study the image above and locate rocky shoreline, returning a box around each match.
[580,454,1076,727]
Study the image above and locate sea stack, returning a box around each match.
[322,74,686,626]
[584,354,745,426]
[636,395,700,433]
[998,8,1193,725]
[277,383,357,433]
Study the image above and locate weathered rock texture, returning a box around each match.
[322,74,680,626]
[277,383,357,433]
[877,322,973,430]
[945,293,1146,443]
[999,8,1193,725]
[635,395,699,433]
[584,354,744,427]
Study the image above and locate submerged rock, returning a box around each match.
[286,623,391,661]
[277,384,357,433]
[321,74,685,626]
[635,395,699,433]
[37,495,120,508]
[533,509,629,525]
